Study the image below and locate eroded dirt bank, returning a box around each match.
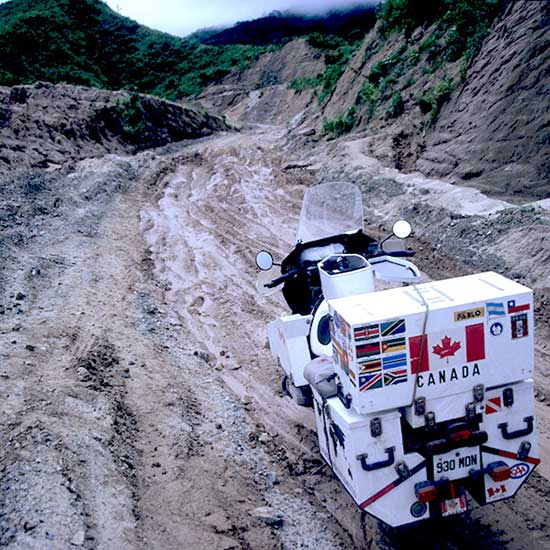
[2,122,550,550]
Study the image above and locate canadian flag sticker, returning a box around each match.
[410,323,486,373]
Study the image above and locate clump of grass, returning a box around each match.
[112,94,147,143]
[322,106,358,137]
[386,91,404,118]
[289,76,319,92]
[367,43,406,85]
[417,77,455,125]
[357,80,379,120]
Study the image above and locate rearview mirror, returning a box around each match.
[392,219,412,239]
[256,250,274,271]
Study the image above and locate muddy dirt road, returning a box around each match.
[2,123,550,549]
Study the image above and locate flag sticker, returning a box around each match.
[409,323,486,373]
[409,335,429,374]
[508,300,530,314]
[359,358,382,374]
[487,302,505,317]
[511,313,528,339]
[332,340,349,373]
[384,368,408,386]
[333,312,350,340]
[356,341,381,359]
[382,337,406,354]
[354,324,380,342]
[486,396,502,415]
[380,319,406,337]
[359,372,383,392]
[382,353,408,370]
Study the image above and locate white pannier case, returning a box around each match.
[329,271,533,415]
[307,271,539,526]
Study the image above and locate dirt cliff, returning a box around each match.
[0,82,228,171]
[416,0,550,200]
[206,1,549,201]
[198,39,324,127]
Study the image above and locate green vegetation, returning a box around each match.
[289,76,320,92]
[112,95,147,144]
[321,106,358,137]
[289,33,362,103]
[417,77,455,124]
[378,0,504,63]
[357,80,379,120]
[386,91,404,118]
[0,0,272,98]
[304,33,362,104]
[195,6,378,46]
[367,43,406,85]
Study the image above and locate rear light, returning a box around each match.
[488,461,511,482]
[415,481,438,503]
[450,429,472,444]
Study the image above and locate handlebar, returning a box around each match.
[264,265,317,289]
[265,271,296,288]
[262,250,415,289]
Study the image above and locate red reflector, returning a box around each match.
[450,430,472,443]
[490,465,511,482]
[417,485,438,503]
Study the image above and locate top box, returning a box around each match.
[329,272,534,415]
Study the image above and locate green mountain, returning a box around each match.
[192,6,378,46]
[0,0,270,98]
[0,0,381,100]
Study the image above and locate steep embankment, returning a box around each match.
[416,0,550,200]
[321,0,550,201]
[198,39,325,127]
[210,1,548,201]
[0,83,228,170]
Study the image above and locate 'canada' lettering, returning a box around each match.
[416,364,481,388]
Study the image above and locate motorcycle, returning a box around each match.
[256,182,540,527]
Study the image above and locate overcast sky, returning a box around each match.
[102,0,377,37]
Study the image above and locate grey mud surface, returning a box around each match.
[2,124,550,549]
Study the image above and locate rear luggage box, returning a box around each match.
[328,272,534,415]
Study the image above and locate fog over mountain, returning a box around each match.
[101,0,379,36]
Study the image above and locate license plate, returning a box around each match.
[433,448,480,481]
[441,493,467,517]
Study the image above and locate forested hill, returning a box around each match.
[191,6,378,45]
[0,0,276,98]
[0,0,377,99]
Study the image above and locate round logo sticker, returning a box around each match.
[490,322,503,336]
[510,462,530,479]
[410,501,427,518]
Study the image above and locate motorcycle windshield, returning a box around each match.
[296,182,364,243]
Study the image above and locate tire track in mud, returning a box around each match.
[142,127,550,549]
